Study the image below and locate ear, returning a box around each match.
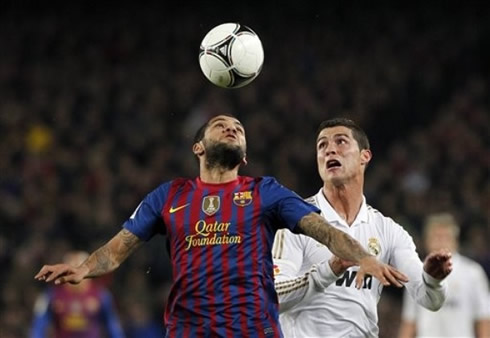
[193,142,205,157]
[360,149,372,166]
[241,154,248,166]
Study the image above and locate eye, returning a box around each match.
[337,138,348,145]
[317,142,326,149]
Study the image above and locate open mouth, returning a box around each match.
[326,159,341,169]
[224,134,237,140]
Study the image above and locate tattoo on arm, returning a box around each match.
[83,229,143,278]
[298,212,370,263]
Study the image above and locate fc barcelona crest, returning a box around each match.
[233,191,253,207]
[202,195,220,216]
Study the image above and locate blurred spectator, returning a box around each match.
[30,251,125,338]
[398,213,490,338]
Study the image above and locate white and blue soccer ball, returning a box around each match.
[199,23,264,88]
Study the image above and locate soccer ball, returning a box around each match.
[199,23,264,88]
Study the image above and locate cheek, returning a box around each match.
[317,155,325,167]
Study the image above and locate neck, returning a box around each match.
[322,180,364,226]
[199,165,239,184]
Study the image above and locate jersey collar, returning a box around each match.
[316,188,369,227]
[196,177,240,190]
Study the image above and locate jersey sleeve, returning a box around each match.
[30,291,53,338]
[272,229,339,313]
[260,177,320,232]
[99,290,125,338]
[123,182,169,241]
[389,220,447,311]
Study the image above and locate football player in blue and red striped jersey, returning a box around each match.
[35,115,407,337]
[31,251,124,338]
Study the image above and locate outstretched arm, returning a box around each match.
[35,229,143,285]
[392,225,451,311]
[297,212,408,288]
[423,250,452,280]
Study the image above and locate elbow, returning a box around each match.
[425,293,446,312]
[426,301,443,312]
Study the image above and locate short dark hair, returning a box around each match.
[193,121,209,144]
[316,118,370,150]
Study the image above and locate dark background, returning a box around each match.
[0,2,489,337]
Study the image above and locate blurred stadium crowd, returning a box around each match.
[0,3,488,337]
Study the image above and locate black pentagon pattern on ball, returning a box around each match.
[199,23,261,88]
[198,49,235,87]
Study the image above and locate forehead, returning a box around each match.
[317,126,353,142]
[428,224,453,236]
[208,115,242,126]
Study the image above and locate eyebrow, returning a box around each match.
[211,118,244,128]
[317,133,350,143]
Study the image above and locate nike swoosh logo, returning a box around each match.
[169,203,190,213]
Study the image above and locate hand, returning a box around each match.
[34,263,89,285]
[356,256,409,289]
[329,255,355,276]
[423,249,453,280]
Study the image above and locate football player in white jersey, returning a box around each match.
[272,118,453,338]
[399,213,490,338]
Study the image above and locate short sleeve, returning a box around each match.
[123,183,169,241]
[259,177,320,232]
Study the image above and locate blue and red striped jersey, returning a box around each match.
[30,282,124,338]
[123,176,319,338]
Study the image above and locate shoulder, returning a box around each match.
[254,176,292,193]
[366,204,398,227]
[255,176,277,186]
[304,194,318,207]
[366,204,413,239]
[274,228,310,251]
[238,175,265,186]
[457,255,487,275]
[151,178,194,195]
[165,177,194,189]
[367,204,404,228]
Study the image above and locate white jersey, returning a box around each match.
[401,253,490,338]
[272,189,447,338]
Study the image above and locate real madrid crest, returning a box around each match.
[202,195,220,216]
[233,191,253,207]
[368,237,381,256]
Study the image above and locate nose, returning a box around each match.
[225,124,237,134]
[324,142,337,155]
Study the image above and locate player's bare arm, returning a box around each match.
[86,229,142,277]
[297,212,408,288]
[35,229,143,285]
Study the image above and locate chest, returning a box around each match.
[51,290,101,318]
[444,260,476,306]
[301,223,391,269]
[163,188,266,252]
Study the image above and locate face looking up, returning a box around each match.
[316,126,371,186]
[194,115,247,169]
